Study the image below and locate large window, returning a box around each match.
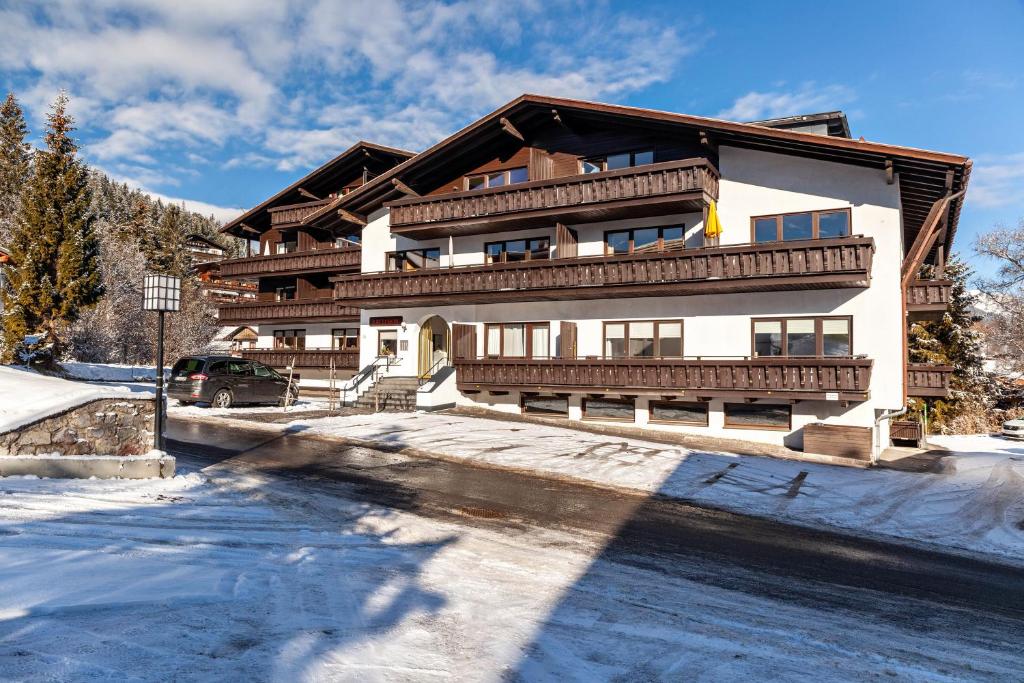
[273,329,306,350]
[485,322,550,359]
[582,150,655,174]
[649,401,709,426]
[521,394,569,417]
[583,397,636,422]
[752,317,851,357]
[386,248,441,272]
[485,237,550,264]
[605,226,685,255]
[724,403,791,430]
[752,209,851,243]
[603,320,683,358]
[332,327,358,351]
[466,167,528,190]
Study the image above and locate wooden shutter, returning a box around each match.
[559,321,577,358]
[452,323,478,360]
[556,223,578,259]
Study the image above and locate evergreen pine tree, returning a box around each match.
[0,92,31,248]
[1,92,102,363]
[141,203,194,278]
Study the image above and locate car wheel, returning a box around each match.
[278,388,298,407]
[212,389,233,409]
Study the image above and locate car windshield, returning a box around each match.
[171,358,204,376]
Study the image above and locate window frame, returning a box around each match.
[484,322,550,359]
[749,208,852,243]
[723,403,792,431]
[648,400,709,426]
[602,320,684,359]
[582,397,636,422]
[484,236,551,264]
[377,329,398,357]
[603,225,686,255]
[385,247,442,272]
[750,316,853,358]
[580,149,656,173]
[274,284,296,301]
[465,166,528,191]
[331,327,359,351]
[273,329,306,350]
[520,394,569,417]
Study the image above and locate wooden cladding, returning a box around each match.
[241,348,359,370]
[269,199,332,227]
[219,299,359,323]
[906,363,953,398]
[803,423,873,460]
[333,236,875,308]
[906,279,953,320]
[218,246,360,278]
[454,356,873,401]
[386,157,719,237]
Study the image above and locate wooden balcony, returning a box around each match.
[218,246,360,279]
[333,236,875,308]
[454,356,874,401]
[907,279,953,321]
[241,348,359,370]
[269,199,332,227]
[387,157,720,238]
[907,363,953,398]
[219,299,359,324]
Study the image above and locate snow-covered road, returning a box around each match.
[1,452,1021,681]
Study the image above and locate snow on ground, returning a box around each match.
[0,366,152,433]
[59,361,159,383]
[170,398,329,417]
[196,410,1024,566]
[0,459,1019,680]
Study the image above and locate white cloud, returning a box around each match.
[969,153,1024,209]
[715,83,855,121]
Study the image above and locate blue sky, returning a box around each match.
[1,0,1021,278]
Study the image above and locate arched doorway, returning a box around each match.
[418,315,450,378]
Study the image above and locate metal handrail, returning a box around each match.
[418,355,451,386]
[338,355,398,406]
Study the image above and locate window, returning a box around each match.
[604,226,685,254]
[378,330,398,357]
[603,320,683,358]
[171,358,205,377]
[275,285,296,301]
[649,401,709,426]
[252,363,277,378]
[485,322,549,359]
[752,317,851,357]
[386,248,441,272]
[276,232,298,254]
[273,329,306,350]
[522,394,569,417]
[485,237,550,264]
[466,166,528,190]
[582,150,655,173]
[751,209,851,243]
[227,360,252,376]
[207,360,228,375]
[583,397,636,422]
[724,403,791,430]
[332,327,358,351]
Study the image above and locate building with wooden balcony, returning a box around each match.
[217,93,970,458]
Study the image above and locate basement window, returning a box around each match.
[724,403,791,430]
[521,394,569,417]
[583,397,636,422]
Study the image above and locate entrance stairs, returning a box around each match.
[352,376,420,412]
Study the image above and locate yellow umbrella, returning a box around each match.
[704,200,723,241]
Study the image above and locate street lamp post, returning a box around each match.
[143,273,181,451]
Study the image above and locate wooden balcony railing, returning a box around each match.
[219,299,359,324]
[241,348,359,370]
[269,199,332,227]
[907,363,953,398]
[333,236,875,308]
[387,157,720,237]
[906,279,953,320]
[454,356,874,401]
[218,246,360,278]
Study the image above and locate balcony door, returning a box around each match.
[418,315,450,378]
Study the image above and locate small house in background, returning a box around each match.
[206,325,259,356]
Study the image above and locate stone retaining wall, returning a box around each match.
[0,398,155,456]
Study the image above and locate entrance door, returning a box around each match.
[418,316,450,377]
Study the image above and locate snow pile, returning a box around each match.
[259,412,1024,564]
[0,365,150,433]
[60,362,160,383]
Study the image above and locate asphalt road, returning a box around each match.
[167,415,1024,632]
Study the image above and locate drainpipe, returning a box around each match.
[874,407,907,464]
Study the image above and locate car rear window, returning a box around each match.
[172,358,204,376]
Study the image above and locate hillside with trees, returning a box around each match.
[0,91,241,366]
